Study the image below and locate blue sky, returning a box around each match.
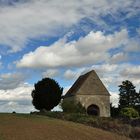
[0,0,140,113]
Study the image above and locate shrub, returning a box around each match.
[110,104,120,117]
[131,118,140,127]
[120,107,139,119]
[135,105,140,116]
[33,111,140,139]
[61,99,86,114]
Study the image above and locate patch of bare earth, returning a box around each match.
[0,114,130,140]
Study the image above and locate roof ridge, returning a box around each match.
[64,70,110,98]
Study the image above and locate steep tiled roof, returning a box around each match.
[64,70,110,98]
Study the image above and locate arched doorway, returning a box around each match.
[87,104,100,116]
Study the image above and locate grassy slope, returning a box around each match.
[0,114,130,140]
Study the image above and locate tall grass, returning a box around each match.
[0,134,4,140]
[32,111,140,139]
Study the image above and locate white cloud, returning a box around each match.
[0,0,28,6]
[64,68,86,80]
[120,65,140,78]
[0,83,71,113]
[0,72,27,90]
[42,69,59,78]
[16,29,129,68]
[64,70,78,80]
[63,63,140,92]
[0,0,139,113]
[63,64,117,90]
[0,101,34,113]
[0,0,139,52]
[110,52,128,63]
[119,65,140,90]
[64,63,118,80]
[2,62,140,113]
[97,64,140,91]
[0,83,33,100]
[124,39,140,52]
[93,64,118,74]
[0,83,34,113]
[110,92,119,107]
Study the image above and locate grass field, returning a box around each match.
[0,113,131,140]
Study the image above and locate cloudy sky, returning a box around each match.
[0,0,140,113]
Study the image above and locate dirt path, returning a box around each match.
[0,114,130,140]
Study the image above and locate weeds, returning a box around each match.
[32,111,140,139]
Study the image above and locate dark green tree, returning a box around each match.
[110,103,120,117]
[136,90,140,104]
[119,80,137,109]
[31,78,63,111]
[135,90,140,114]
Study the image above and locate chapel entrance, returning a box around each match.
[87,104,100,116]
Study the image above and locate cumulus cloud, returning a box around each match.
[120,65,140,78]
[119,65,140,89]
[64,68,86,80]
[95,63,140,91]
[64,64,117,80]
[0,0,28,5]
[16,29,130,68]
[64,70,79,80]
[110,52,128,63]
[63,64,140,108]
[42,69,59,78]
[63,62,140,91]
[0,0,139,52]
[63,64,117,89]
[0,83,33,100]
[110,92,119,107]
[0,72,27,90]
[0,0,139,113]
[124,39,140,53]
[0,83,34,113]
[0,100,34,113]
[0,82,70,113]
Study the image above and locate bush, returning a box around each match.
[135,105,140,116]
[110,105,120,117]
[131,118,140,127]
[61,99,86,114]
[120,107,139,119]
[32,111,140,139]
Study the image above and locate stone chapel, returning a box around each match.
[63,70,110,117]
